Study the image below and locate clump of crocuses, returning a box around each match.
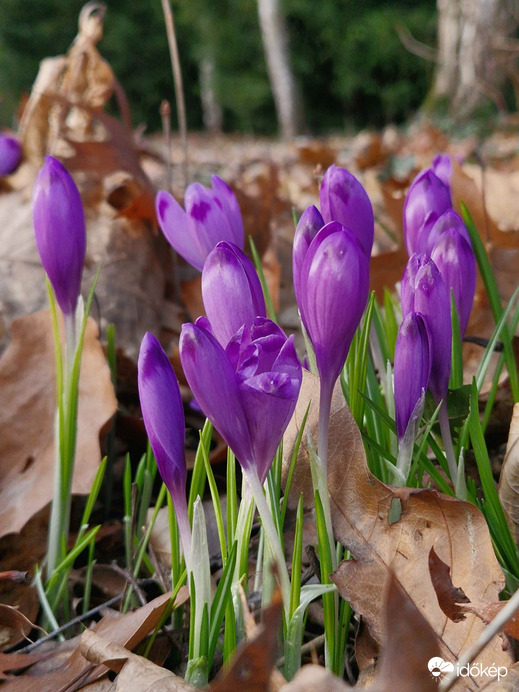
[156,176,244,271]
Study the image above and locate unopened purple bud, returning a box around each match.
[431,226,476,338]
[156,175,244,271]
[403,169,451,256]
[422,208,471,256]
[202,241,266,346]
[394,312,431,440]
[401,254,451,402]
[319,165,374,256]
[294,221,369,396]
[138,332,187,497]
[33,156,86,315]
[0,134,22,176]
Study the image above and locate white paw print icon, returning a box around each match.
[428,657,454,679]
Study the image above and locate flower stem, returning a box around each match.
[245,470,291,618]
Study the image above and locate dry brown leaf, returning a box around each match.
[428,546,470,623]
[499,403,519,543]
[280,664,351,691]
[79,629,195,691]
[0,605,45,648]
[0,310,117,537]
[210,587,283,692]
[372,572,440,692]
[1,589,188,691]
[430,548,519,641]
[0,651,49,681]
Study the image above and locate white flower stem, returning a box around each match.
[245,469,291,618]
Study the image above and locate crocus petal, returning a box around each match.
[0,134,22,176]
[156,190,204,270]
[394,312,431,440]
[33,156,86,315]
[432,154,452,188]
[185,183,241,261]
[298,222,369,395]
[403,169,451,256]
[240,370,299,483]
[431,228,476,337]
[293,205,324,303]
[180,322,254,470]
[422,208,471,257]
[319,165,374,257]
[401,254,451,402]
[138,333,187,503]
[211,176,244,247]
[202,241,266,346]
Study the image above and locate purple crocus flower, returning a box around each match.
[294,220,370,399]
[138,332,192,570]
[403,169,451,256]
[0,134,22,176]
[401,254,451,403]
[201,241,266,346]
[430,218,476,338]
[156,176,244,271]
[292,205,325,301]
[422,208,471,257]
[33,156,86,316]
[432,154,452,188]
[319,165,374,257]
[180,317,302,484]
[394,312,431,441]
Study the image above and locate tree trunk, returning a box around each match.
[257,0,303,138]
[432,0,519,117]
[199,57,223,134]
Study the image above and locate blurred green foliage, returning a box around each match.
[0,0,435,133]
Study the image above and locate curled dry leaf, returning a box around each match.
[499,403,519,543]
[0,310,117,537]
[429,547,519,641]
[0,605,45,649]
[79,629,195,691]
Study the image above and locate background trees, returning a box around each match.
[5,0,510,136]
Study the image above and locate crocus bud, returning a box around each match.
[201,241,266,346]
[294,221,370,397]
[401,254,451,402]
[180,317,302,483]
[0,134,22,176]
[430,221,476,338]
[33,156,86,315]
[432,154,452,188]
[422,208,471,257]
[319,165,374,256]
[138,332,191,568]
[403,169,451,256]
[156,175,244,271]
[394,312,431,440]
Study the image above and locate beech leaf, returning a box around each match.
[0,310,117,537]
